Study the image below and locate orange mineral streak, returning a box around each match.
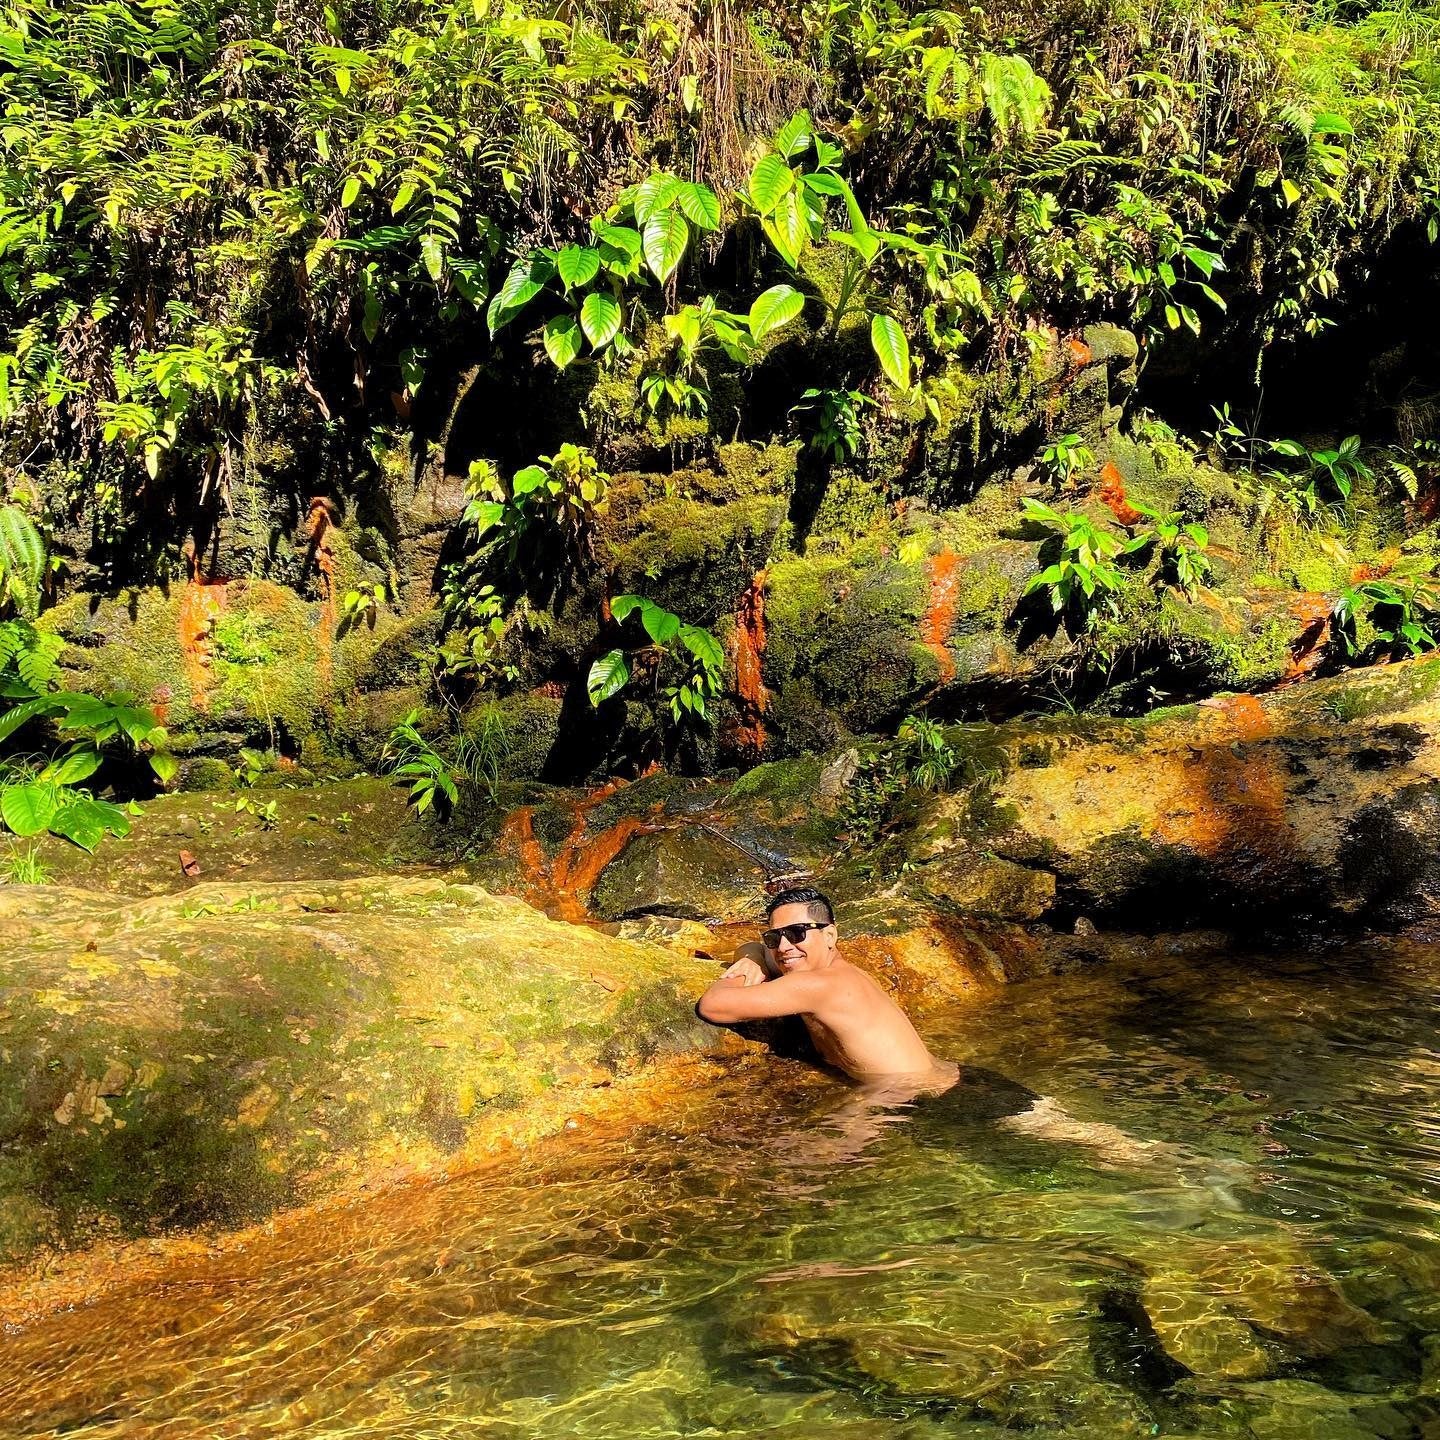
[1065,336,1092,367]
[1158,692,1290,862]
[921,548,962,685]
[731,571,769,754]
[1277,592,1334,687]
[175,576,227,712]
[1094,461,1142,527]
[499,781,657,923]
[307,497,338,687]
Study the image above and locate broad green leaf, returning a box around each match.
[512,465,548,495]
[676,182,721,230]
[149,750,179,784]
[580,291,623,348]
[47,747,101,785]
[340,175,362,209]
[556,245,601,291]
[679,625,724,671]
[773,111,813,159]
[391,182,417,216]
[419,233,445,282]
[749,154,794,213]
[763,190,808,267]
[486,253,555,336]
[633,173,683,223]
[664,308,702,351]
[1,782,56,837]
[642,211,690,282]
[870,314,911,390]
[542,315,582,369]
[610,595,643,621]
[640,603,681,645]
[587,649,630,705]
[748,284,804,341]
[590,221,642,257]
[51,795,130,851]
[1280,177,1302,206]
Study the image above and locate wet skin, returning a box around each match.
[697,905,1176,1171]
[695,903,954,1087]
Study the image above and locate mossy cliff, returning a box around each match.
[39,334,1425,784]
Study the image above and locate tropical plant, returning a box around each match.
[1038,433,1095,487]
[641,285,809,418]
[588,595,724,723]
[746,110,947,393]
[338,583,388,636]
[381,710,461,816]
[1332,563,1440,659]
[1266,434,1371,507]
[1122,502,1212,596]
[464,446,609,565]
[897,714,958,791]
[0,507,48,617]
[1018,499,1126,620]
[791,387,871,462]
[488,172,724,367]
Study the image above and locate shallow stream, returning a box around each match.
[3,940,1440,1439]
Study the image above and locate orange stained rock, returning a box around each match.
[176,576,227,712]
[1066,336,1092,366]
[498,807,549,904]
[1095,461,1142,527]
[308,497,338,687]
[731,571,769,755]
[921,548,962,685]
[1278,592,1334,687]
[1154,692,1290,861]
[499,781,656,924]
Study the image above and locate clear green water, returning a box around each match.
[3,941,1440,1438]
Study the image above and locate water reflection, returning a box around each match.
[4,941,1440,1437]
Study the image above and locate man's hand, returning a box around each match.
[719,956,767,987]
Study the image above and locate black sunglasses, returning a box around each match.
[761,921,828,949]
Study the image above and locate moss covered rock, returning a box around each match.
[0,877,727,1265]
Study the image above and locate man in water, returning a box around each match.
[698,886,955,1087]
[697,886,1167,1165]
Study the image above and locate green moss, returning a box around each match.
[484,690,564,781]
[606,492,787,622]
[811,470,891,540]
[764,544,931,741]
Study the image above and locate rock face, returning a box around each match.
[0,877,724,1266]
[912,654,1440,929]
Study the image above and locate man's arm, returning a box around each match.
[697,969,825,1025]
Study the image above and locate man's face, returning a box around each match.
[764,902,837,972]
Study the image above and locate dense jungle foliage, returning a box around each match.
[3,0,1440,828]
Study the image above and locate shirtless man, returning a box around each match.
[697,886,955,1088]
[698,886,1175,1169]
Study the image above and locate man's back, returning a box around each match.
[794,955,943,1079]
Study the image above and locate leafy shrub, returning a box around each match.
[588,595,724,723]
[1332,562,1440,659]
[0,620,171,849]
[1018,499,1126,621]
[1123,503,1212,596]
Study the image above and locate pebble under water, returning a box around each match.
[3,939,1440,1439]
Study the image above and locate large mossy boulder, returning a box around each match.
[0,877,727,1266]
[912,654,1440,929]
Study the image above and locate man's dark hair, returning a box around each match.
[765,886,834,925]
